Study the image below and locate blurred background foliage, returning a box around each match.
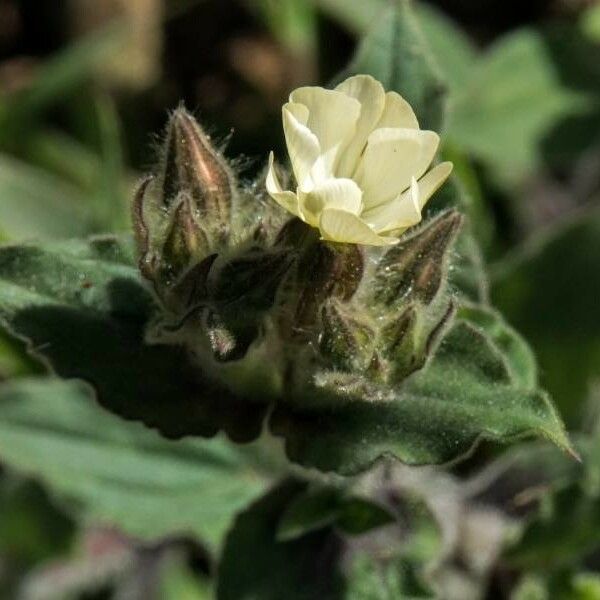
[0,0,599,598]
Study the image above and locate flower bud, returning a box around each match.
[319,298,375,372]
[177,248,295,363]
[161,192,210,282]
[132,175,164,284]
[132,109,239,311]
[291,242,364,339]
[374,210,463,307]
[379,305,419,382]
[275,217,316,249]
[165,252,217,313]
[378,300,455,385]
[211,248,296,312]
[158,107,234,242]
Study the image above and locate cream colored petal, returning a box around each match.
[282,103,322,187]
[265,152,301,217]
[319,208,399,246]
[283,102,308,127]
[354,127,440,209]
[288,86,360,174]
[366,163,453,233]
[298,177,363,227]
[284,101,309,125]
[363,176,421,233]
[376,91,419,130]
[413,161,453,209]
[334,75,386,178]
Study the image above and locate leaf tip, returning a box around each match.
[565,443,583,464]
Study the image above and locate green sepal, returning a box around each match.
[287,240,364,340]
[160,192,210,283]
[212,247,296,312]
[319,298,376,373]
[373,210,462,308]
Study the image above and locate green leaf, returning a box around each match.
[218,480,435,600]
[511,575,550,600]
[340,0,448,131]
[491,206,600,424]
[0,328,40,378]
[324,0,600,196]
[317,0,477,95]
[441,144,496,252]
[583,4,600,42]
[217,480,345,600]
[413,2,477,95]
[0,234,570,476]
[92,92,129,231]
[345,554,435,600]
[0,377,272,549]
[336,497,396,536]
[512,571,600,600]
[19,129,103,193]
[470,438,587,514]
[0,154,92,240]
[271,320,571,475]
[446,28,591,183]
[0,474,74,598]
[277,486,394,541]
[572,573,600,600]
[449,222,488,305]
[159,554,214,600]
[277,486,342,541]
[0,235,268,441]
[17,120,131,235]
[0,475,73,565]
[458,304,538,390]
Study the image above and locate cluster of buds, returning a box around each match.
[278,211,461,399]
[133,108,295,399]
[323,211,460,385]
[133,106,461,405]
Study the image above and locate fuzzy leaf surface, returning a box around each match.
[0,377,272,549]
[320,0,476,97]
[0,235,268,441]
[0,236,569,476]
[271,320,571,475]
[458,304,538,391]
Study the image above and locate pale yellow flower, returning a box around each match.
[266,74,453,246]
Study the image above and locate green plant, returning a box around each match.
[1,1,598,598]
